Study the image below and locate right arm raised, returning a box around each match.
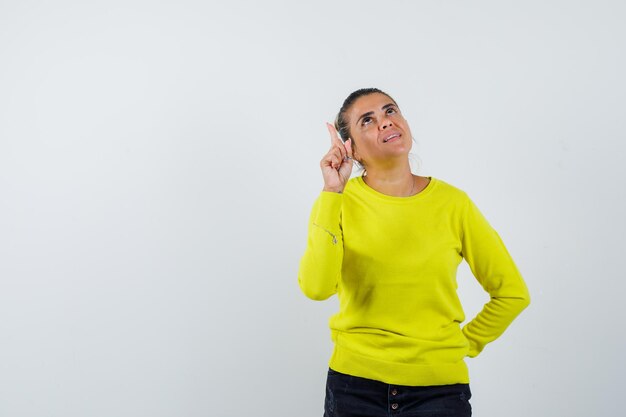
[298,123,353,300]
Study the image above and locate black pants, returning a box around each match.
[324,368,472,417]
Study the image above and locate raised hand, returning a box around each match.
[320,123,354,193]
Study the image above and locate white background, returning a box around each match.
[1,1,625,416]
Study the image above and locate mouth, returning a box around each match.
[382,132,401,143]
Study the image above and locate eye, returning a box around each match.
[361,116,372,126]
[386,107,397,115]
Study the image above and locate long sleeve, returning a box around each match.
[298,191,344,301]
[460,195,531,358]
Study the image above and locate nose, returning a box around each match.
[379,116,393,130]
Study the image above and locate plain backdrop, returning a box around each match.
[1,1,625,416]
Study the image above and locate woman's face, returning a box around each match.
[346,93,413,167]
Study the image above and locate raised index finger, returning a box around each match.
[326,122,344,147]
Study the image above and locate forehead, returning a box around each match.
[348,93,397,118]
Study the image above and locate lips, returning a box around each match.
[383,132,401,143]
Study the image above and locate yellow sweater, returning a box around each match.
[298,175,530,386]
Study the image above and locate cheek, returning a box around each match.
[350,138,367,160]
[359,131,379,151]
[399,117,411,132]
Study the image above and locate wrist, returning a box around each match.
[322,186,343,194]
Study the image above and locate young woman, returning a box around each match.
[298,88,531,417]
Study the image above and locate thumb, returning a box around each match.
[344,138,354,159]
[338,151,353,180]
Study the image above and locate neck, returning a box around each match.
[363,162,415,197]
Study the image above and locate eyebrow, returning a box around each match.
[356,103,397,125]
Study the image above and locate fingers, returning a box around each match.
[321,146,345,170]
[326,122,344,147]
[326,123,354,161]
[323,123,353,172]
